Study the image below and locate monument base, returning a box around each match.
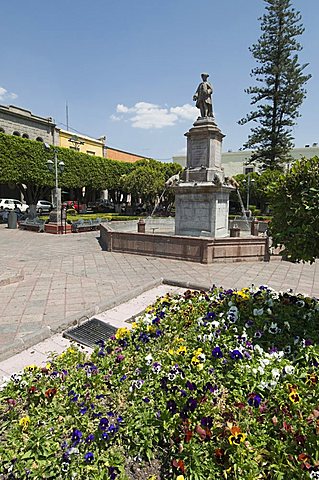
[45,223,72,235]
[174,183,233,238]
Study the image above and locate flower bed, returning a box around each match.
[1,286,319,479]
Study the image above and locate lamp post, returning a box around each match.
[45,145,65,223]
[242,173,255,217]
[68,135,85,210]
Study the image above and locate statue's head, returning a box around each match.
[201,72,209,80]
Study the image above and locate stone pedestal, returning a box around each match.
[175,117,234,238]
[181,117,225,184]
[174,183,232,237]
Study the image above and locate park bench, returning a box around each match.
[258,221,269,235]
[19,217,45,233]
[71,218,101,233]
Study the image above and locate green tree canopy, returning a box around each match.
[269,156,319,263]
[239,0,311,170]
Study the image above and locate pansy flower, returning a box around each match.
[45,388,57,399]
[248,393,262,408]
[228,426,247,445]
[84,451,94,463]
[229,349,243,360]
[19,416,30,431]
[212,346,223,358]
[71,429,82,446]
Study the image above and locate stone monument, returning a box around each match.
[174,73,234,238]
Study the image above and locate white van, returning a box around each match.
[0,198,29,212]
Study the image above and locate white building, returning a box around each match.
[173,143,319,176]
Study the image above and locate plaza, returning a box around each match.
[0,224,318,368]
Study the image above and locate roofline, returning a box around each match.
[59,128,105,145]
[105,145,148,159]
[0,104,56,126]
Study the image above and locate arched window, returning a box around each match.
[13,131,21,136]
[22,133,29,139]
[0,127,5,133]
[36,136,43,142]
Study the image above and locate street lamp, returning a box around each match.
[44,143,65,221]
[68,135,84,151]
[243,173,255,214]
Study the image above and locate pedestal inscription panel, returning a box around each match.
[190,138,208,167]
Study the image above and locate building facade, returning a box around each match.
[104,146,146,163]
[0,104,56,144]
[58,129,105,156]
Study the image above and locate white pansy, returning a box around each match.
[294,336,300,345]
[145,354,153,365]
[284,365,295,375]
[68,447,79,455]
[272,368,280,380]
[254,344,264,355]
[258,366,265,375]
[283,321,291,330]
[253,308,264,316]
[211,320,220,328]
[269,322,279,334]
[258,381,269,390]
[269,380,278,389]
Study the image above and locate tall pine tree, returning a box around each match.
[239,0,311,170]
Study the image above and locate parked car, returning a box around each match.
[0,198,29,213]
[36,200,53,214]
[91,200,115,213]
[62,200,79,212]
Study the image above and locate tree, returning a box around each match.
[0,133,133,212]
[239,0,311,170]
[269,156,319,263]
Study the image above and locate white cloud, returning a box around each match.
[110,114,121,122]
[112,101,198,129]
[170,104,198,120]
[0,86,18,101]
[116,104,130,113]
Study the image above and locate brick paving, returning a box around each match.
[0,224,318,361]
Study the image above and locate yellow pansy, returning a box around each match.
[24,364,37,372]
[146,325,156,333]
[176,346,187,355]
[168,348,175,356]
[176,476,185,480]
[131,322,138,330]
[19,416,30,431]
[115,327,131,340]
[197,363,204,371]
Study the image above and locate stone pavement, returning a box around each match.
[0,224,318,362]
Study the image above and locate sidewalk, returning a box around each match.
[0,225,318,364]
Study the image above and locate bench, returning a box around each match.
[71,218,101,233]
[19,217,45,233]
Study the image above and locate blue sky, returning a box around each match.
[1,0,318,161]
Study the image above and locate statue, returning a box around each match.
[193,73,214,118]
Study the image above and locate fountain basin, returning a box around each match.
[100,222,270,264]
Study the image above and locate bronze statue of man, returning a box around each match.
[193,73,214,118]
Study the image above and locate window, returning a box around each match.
[244,166,254,174]
[22,133,29,139]
[13,131,21,136]
[86,151,95,155]
[36,137,43,142]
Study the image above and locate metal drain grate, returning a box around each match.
[63,318,117,348]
